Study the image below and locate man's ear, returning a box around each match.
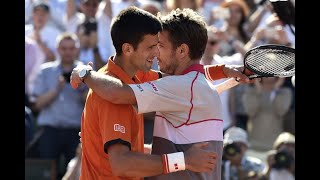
[122,43,134,56]
[176,43,189,59]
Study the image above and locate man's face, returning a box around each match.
[58,39,78,63]
[32,8,49,29]
[80,0,99,18]
[157,31,179,74]
[130,34,159,72]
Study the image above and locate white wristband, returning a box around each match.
[166,152,186,173]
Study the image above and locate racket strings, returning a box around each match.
[245,48,295,77]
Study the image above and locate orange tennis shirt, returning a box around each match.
[80,57,159,180]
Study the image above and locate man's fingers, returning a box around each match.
[71,81,79,89]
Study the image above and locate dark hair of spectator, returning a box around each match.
[110,6,162,55]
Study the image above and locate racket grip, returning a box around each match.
[214,78,240,94]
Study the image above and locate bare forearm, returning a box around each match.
[112,152,163,177]
[84,71,136,104]
[67,0,76,20]
[103,0,113,19]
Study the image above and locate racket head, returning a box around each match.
[243,44,295,79]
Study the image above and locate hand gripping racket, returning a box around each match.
[215,44,295,94]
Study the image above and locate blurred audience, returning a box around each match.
[62,143,82,180]
[222,127,265,180]
[25,2,61,62]
[260,132,295,180]
[29,33,87,179]
[242,77,292,151]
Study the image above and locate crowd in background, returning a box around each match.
[25,0,295,179]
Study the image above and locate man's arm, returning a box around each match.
[85,71,136,105]
[204,64,249,83]
[70,63,136,104]
[107,142,217,177]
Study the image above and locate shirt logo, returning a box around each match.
[136,84,144,92]
[174,163,178,170]
[114,124,125,133]
[147,82,158,92]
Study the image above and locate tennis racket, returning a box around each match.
[215,44,295,94]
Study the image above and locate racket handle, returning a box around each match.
[214,78,240,94]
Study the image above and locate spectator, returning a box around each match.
[65,0,115,69]
[30,32,88,179]
[25,2,61,62]
[25,36,45,107]
[260,132,295,180]
[222,127,265,180]
[242,77,292,151]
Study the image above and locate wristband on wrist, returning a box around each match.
[204,64,227,81]
[161,152,186,174]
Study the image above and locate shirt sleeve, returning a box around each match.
[129,75,192,114]
[136,70,160,83]
[98,99,134,153]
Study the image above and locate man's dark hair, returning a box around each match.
[111,6,162,55]
[158,8,208,60]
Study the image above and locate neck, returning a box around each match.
[174,58,200,75]
[61,61,74,72]
[201,54,214,65]
[113,55,138,78]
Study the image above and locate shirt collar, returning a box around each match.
[180,64,204,75]
[102,56,141,84]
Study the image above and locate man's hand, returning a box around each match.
[184,142,218,172]
[223,65,251,83]
[70,62,94,89]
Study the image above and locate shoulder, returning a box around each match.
[39,61,59,71]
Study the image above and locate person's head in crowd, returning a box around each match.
[77,18,98,49]
[264,13,290,45]
[56,32,80,63]
[220,0,250,42]
[264,132,295,177]
[80,0,100,18]
[32,2,50,30]
[110,6,162,72]
[203,26,221,58]
[221,0,249,23]
[273,132,295,158]
[157,8,207,75]
[141,0,163,16]
[223,127,249,165]
[166,0,202,12]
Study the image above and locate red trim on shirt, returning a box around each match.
[180,64,205,75]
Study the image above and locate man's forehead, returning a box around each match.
[158,31,170,44]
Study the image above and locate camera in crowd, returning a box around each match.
[272,150,294,170]
[223,143,241,157]
[62,71,72,83]
[79,18,98,36]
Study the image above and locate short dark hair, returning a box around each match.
[111,6,162,55]
[158,8,208,60]
[33,2,50,12]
